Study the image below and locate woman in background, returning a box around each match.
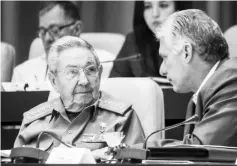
[110,1,192,77]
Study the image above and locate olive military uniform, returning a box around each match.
[14,91,145,151]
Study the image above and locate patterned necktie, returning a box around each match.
[183,98,196,136]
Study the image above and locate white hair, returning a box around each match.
[47,36,101,74]
[156,9,228,63]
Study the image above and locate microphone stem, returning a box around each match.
[144,121,185,149]
[101,58,135,63]
[101,54,140,63]
[36,131,73,149]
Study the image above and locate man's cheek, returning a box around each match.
[67,79,79,93]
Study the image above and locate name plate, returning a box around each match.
[46,147,96,164]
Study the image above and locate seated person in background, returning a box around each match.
[14,36,145,159]
[156,9,237,146]
[1,42,16,82]
[109,0,192,77]
[12,1,113,84]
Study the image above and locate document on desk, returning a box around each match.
[0,150,11,157]
[46,147,96,164]
[0,150,11,163]
[142,160,194,164]
[1,82,51,91]
[166,144,237,149]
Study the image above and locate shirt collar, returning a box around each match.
[192,61,220,104]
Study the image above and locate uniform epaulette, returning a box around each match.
[23,102,53,124]
[98,92,132,115]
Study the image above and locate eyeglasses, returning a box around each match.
[37,22,75,38]
[57,65,100,80]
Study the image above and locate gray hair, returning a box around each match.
[156,9,229,63]
[47,36,101,74]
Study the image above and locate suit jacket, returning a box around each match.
[14,91,145,151]
[161,58,237,147]
[109,32,163,77]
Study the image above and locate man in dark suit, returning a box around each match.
[156,9,237,146]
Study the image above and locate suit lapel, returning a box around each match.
[183,98,196,136]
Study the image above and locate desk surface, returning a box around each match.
[1,163,236,166]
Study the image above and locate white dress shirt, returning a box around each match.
[192,61,220,104]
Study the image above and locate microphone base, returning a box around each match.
[10,147,49,163]
[115,148,147,163]
[115,146,237,164]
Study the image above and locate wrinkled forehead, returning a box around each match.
[39,5,71,28]
[159,36,171,54]
[57,47,97,69]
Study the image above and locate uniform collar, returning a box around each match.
[49,98,65,122]
[192,61,220,104]
[49,94,101,122]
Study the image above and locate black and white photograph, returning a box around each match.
[1,1,237,165]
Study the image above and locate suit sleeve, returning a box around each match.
[184,70,237,146]
[109,33,135,77]
[116,108,145,146]
[159,66,237,147]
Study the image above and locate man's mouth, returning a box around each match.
[75,90,92,94]
[152,21,161,28]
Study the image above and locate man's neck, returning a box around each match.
[191,62,214,92]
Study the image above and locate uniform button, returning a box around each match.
[68,130,73,134]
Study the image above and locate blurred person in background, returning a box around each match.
[1,42,16,82]
[11,1,113,84]
[110,0,192,77]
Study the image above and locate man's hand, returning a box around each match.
[91,147,113,160]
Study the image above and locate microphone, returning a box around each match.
[143,114,199,149]
[24,83,29,91]
[115,114,199,162]
[101,53,141,63]
[36,131,73,149]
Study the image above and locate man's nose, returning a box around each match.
[159,62,167,76]
[44,31,54,42]
[77,71,89,86]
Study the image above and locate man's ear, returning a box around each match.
[73,20,83,36]
[48,72,59,92]
[182,42,193,63]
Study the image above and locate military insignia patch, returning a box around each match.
[81,133,105,143]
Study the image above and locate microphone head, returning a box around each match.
[135,53,141,59]
[24,83,29,91]
[184,114,200,125]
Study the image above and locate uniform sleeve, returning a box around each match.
[116,108,145,146]
[14,119,27,147]
[109,33,135,77]
[11,66,24,82]
[11,67,19,82]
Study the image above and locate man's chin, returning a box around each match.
[73,95,94,106]
[173,85,190,94]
